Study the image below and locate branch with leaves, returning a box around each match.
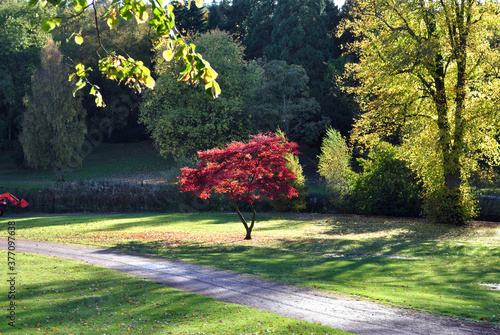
[30,0,220,107]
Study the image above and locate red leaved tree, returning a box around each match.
[179,134,300,239]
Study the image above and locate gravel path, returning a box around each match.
[4,238,499,335]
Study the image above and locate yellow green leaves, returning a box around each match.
[40,17,61,32]
[163,50,174,62]
[100,0,220,99]
[74,35,83,45]
[98,54,155,92]
[341,0,500,224]
[89,85,104,107]
[68,64,104,107]
[73,0,87,12]
[205,81,221,99]
[36,0,220,105]
[160,37,220,98]
[69,63,88,95]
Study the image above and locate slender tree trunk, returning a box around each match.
[230,198,256,240]
[52,163,65,182]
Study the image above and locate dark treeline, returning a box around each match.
[0,0,359,156]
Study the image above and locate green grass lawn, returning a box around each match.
[0,252,347,334]
[2,213,499,326]
[0,141,173,192]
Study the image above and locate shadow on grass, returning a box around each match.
[7,253,345,334]
[2,213,240,232]
[111,225,500,324]
[12,269,226,333]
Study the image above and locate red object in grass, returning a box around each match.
[179,133,299,239]
[0,193,29,216]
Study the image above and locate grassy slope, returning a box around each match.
[0,141,172,192]
[0,251,347,334]
[2,213,499,326]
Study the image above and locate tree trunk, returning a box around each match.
[52,163,65,182]
[230,199,256,240]
[108,126,114,140]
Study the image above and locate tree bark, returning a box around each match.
[52,163,65,182]
[230,198,256,240]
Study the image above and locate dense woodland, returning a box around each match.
[0,0,356,150]
[2,0,500,224]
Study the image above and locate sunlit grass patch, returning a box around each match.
[0,252,348,334]
[2,213,499,325]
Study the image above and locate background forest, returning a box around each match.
[2,0,500,222]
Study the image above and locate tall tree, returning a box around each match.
[19,39,86,181]
[30,0,220,106]
[139,30,261,157]
[52,2,152,141]
[222,0,252,40]
[206,0,251,40]
[173,0,208,34]
[0,0,52,143]
[341,0,500,225]
[242,0,276,60]
[252,60,326,144]
[264,0,332,85]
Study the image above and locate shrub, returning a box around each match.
[471,167,500,221]
[9,180,234,214]
[351,142,423,217]
[317,127,353,211]
[272,130,308,212]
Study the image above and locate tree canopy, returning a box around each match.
[179,134,299,239]
[341,0,500,224]
[19,39,87,181]
[139,30,260,157]
[265,0,332,84]
[252,60,326,144]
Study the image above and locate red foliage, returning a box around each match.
[179,134,300,203]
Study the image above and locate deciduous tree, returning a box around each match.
[140,30,260,157]
[251,60,326,144]
[19,39,86,181]
[340,0,500,225]
[179,134,299,239]
[272,130,307,212]
[317,127,352,210]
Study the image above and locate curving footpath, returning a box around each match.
[4,238,499,335]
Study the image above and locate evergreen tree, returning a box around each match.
[251,60,326,144]
[264,0,332,84]
[242,0,276,60]
[19,39,86,181]
[223,0,252,40]
[173,0,208,34]
[206,2,225,31]
[206,0,251,39]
